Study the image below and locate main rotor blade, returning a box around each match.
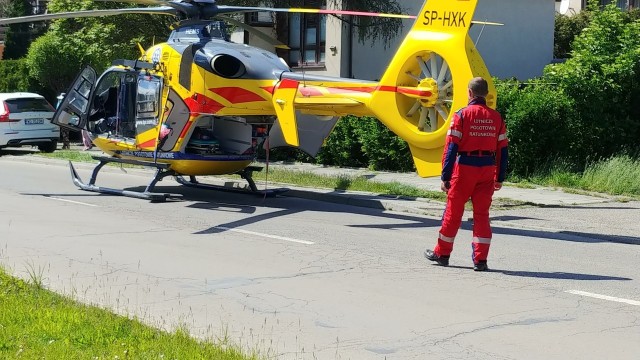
[215,6,414,19]
[94,0,167,5]
[217,15,290,49]
[0,7,177,25]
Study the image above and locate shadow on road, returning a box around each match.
[440,265,632,281]
[496,269,632,281]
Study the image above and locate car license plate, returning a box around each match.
[25,119,45,125]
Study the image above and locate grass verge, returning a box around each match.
[38,150,139,168]
[253,168,447,201]
[526,155,640,198]
[0,267,254,359]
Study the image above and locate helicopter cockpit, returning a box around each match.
[89,70,140,140]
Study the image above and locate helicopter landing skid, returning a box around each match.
[68,156,182,202]
[175,166,289,198]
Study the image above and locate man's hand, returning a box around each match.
[494,182,503,191]
[441,181,451,193]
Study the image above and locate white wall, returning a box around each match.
[347,0,555,81]
[555,0,585,15]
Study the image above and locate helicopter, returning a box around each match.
[0,0,499,201]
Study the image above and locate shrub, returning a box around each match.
[502,84,581,176]
[0,60,31,92]
[315,115,368,168]
[353,116,414,172]
[554,10,592,59]
[545,4,640,162]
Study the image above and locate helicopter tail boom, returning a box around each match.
[366,0,495,177]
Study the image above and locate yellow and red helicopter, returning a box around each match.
[0,0,498,201]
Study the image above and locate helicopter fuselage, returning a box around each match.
[74,21,380,176]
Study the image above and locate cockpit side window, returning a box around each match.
[135,75,162,137]
[90,70,138,139]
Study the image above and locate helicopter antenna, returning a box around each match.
[475,20,488,47]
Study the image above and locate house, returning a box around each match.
[556,0,640,14]
[234,0,556,81]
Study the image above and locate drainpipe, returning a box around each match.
[348,16,353,78]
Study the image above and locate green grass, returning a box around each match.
[580,155,640,195]
[524,155,640,198]
[251,168,448,201]
[0,267,254,360]
[38,150,140,169]
[38,149,97,162]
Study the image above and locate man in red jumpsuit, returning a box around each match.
[424,77,508,271]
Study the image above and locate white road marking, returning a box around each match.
[566,290,640,306]
[215,226,314,245]
[46,197,98,207]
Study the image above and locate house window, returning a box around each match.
[288,0,326,67]
[247,11,274,27]
[599,0,640,9]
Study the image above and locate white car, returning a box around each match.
[0,92,59,153]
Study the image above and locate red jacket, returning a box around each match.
[441,97,508,182]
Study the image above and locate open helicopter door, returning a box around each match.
[52,66,97,132]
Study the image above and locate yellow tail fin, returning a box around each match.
[411,0,478,34]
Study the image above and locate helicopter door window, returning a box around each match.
[90,71,122,133]
[69,79,91,113]
[135,76,162,137]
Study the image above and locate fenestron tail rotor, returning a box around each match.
[405,52,453,133]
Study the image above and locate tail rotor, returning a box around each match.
[404,53,453,133]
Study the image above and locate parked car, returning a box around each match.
[0,92,59,153]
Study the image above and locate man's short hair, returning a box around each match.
[468,77,489,97]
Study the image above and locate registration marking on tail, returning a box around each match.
[566,290,640,306]
[215,226,315,245]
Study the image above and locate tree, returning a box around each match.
[0,0,44,59]
[25,0,172,97]
[219,0,404,46]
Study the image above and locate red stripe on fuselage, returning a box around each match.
[326,86,377,94]
[210,87,266,104]
[261,86,275,94]
[397,87,433,97]
[185,94,225,114]
[299,87,324,96]
[138,138,156,149]
[178,120,194,140]
[278,79,299,89]
[377,85,398,92]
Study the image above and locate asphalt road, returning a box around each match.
[0,154,638,360]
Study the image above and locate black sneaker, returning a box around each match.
[424,249,449,266]
[473,260,489,272]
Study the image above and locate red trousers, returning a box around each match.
[434,163,495,263]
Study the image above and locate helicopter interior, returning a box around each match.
[86,66,268,157]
